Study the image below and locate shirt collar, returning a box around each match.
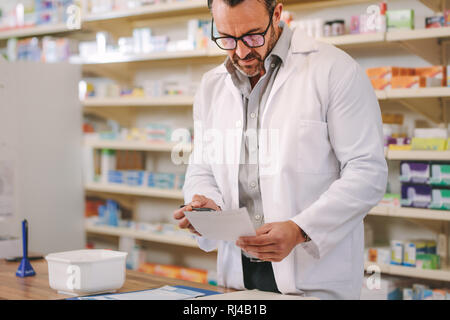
[268,21,292,66]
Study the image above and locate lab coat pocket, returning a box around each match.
[296,120,339,174]
[295,233,353,285]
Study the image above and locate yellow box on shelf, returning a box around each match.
[389,144,412,151]
[411,138,447,151]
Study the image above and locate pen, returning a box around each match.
[179,204,215,212]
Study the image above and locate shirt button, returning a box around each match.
[271,63,276,68]
[250,181,257,188]
[255,215,261,221]
[235,120,242,128]
[250,112,256,119]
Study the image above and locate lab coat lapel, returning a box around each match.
[261,53,298,127]
[224,74,243,209]
[263,29,319,295]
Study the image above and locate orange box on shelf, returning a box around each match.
[138,263,208,284]
[391,76,426,89]
[179,268,208,284]
[414,66,446,86]
[366,66,401,79]
[371,78,391,90]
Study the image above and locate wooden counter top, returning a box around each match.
[0,259,232,300]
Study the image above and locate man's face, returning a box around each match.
[212,0,281,77]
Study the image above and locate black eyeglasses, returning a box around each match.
[211,11,274,50]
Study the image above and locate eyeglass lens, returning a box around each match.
[217,34,265,49]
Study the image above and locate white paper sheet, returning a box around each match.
[184,207,256,241]
[74,286,205,300]
[192,289,320,300]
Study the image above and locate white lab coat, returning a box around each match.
[183,27,388,300]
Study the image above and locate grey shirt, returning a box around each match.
[225,22,293,231]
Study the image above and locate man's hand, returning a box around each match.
[173,194,221,236]
[236,221,306,262]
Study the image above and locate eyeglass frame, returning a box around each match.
[210,10,274,50]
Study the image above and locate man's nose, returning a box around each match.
[235,40,251,59]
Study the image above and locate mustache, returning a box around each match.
[233,52,262,63]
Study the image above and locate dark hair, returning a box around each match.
[207,0,277,15]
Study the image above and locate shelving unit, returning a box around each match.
[85,139,192,152]
[3,0,449,290]
[364,262,450,282]
[85,182,184,200]
[387,150,450,161]
[83,96,194,108]
[0,23,78,40]
[85,223,199,248]
[369,206,450,222]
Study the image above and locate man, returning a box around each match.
[173,0,387,299]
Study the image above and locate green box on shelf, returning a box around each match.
[416,254,440,270]
[387,9,415,30]
[429,188,450,210]
[430,164,450,187]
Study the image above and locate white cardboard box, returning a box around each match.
[0,236,20,259]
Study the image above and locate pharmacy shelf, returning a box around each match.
[386,150,450,161]
[384,87,450,99]
[386,26,450,42]
[364,261,450,282]
[82,0,208,23]
[85,223,199,248]
[83,96,194,107]
[83,88,450,106]
[0,23,77,40]
[85,183,184,200]
[84,140,192,152]
[72,28,450,67]
[70,48,225,65]
[369,206,450,222]
[82,0,341,24]
[319,32,385,47]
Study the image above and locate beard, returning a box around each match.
[231,25,278,78]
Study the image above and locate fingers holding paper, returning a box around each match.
[236,221,306,262]
[173,204,201,236]
[173,194,220,237]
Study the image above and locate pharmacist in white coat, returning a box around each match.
[174,0,388,299]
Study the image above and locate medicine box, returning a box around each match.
[399,161,430,184]
[411,138,447,151]
[370,78,391,90]
[391,76,426,89]
[416,254,440,270]
[366,66,413,80]
[125,170,145,187]
[391,240,404,265]
[415,66,446,87]
[426,16,445,28]
[401,183,432,208]
[429,187,450,210]
[108,170,125,184]
[387,10,415,30]
[148,172,176,189]
[429,163,450,186]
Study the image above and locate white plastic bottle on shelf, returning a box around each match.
[101,149,116,184]
[376,2,387,33]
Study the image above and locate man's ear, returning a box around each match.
[273,3,283,26]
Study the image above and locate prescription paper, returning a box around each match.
[184,207,256,241]
[74,286,205,300]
